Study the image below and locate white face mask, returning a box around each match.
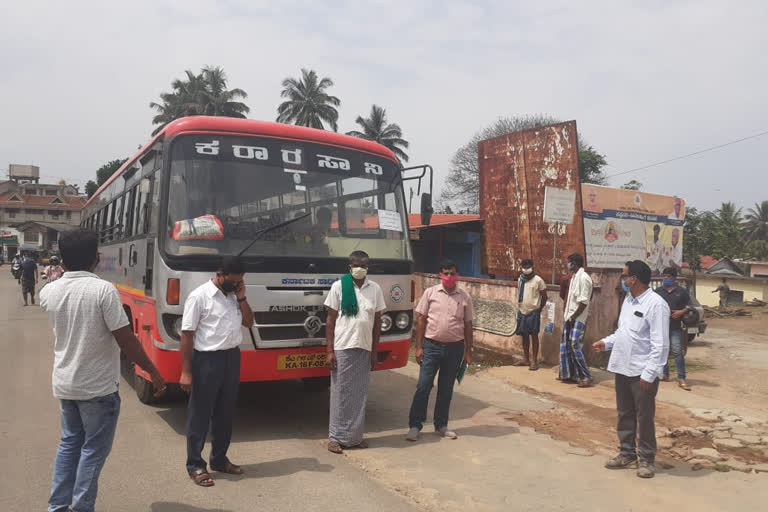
[350,267,368,280]
[522,268,533,275]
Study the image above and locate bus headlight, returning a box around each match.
[380,314,392,332]
[395,312,410,330]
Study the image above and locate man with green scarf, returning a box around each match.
[324,250,386,453]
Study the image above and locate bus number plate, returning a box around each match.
[277,353,327,370]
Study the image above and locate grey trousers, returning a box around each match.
[615,374,659,463]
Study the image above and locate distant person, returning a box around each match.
[559,253,594,387]
[40,229,166,512]
[646,224,664,274]
[43,256,64,283]
[713,278,730,310]
[406,259,474,441]
[20,253,38,305]
[593,260,670,479]
[324,251,386,453]
[514,259,547,371]
[181,257,254,487]
[655,267,691,391]
[668,197,685,221]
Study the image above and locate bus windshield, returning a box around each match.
[165,134,411,261]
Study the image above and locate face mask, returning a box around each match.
[522,268,533,275]
[621,279,632,293]
[350,267,368,280]
[662,278,675,287]
[441,274,458,288]
[567,262,574,271]
[220,279,236,293]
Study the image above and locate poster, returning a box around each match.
[582,184,685,273]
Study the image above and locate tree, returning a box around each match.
[713,201,743,258]
[150,67,250,135]
[439,115,607,212]
[745,240,768,260]
[276,68,340,131]
[621,179,643,190]
[744,200,768,242]
[96,158,128,187]
[85,180,98,198]
[346,105,409,164]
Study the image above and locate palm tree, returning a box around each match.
[346,105,410,164]
[744,200,768,242]
[150,67,250,135]
[715,202,744,258]
[276,68,340,131]
[200,66,249,117]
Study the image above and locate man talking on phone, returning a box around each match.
[180,257,254,487]
[593,260,669,479]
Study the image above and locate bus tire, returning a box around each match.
[135,372,157,404]
[302,376,330,392]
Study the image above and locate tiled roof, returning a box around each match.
[699,255,718,270]
[0,192,86,209]
[408,213,482,229]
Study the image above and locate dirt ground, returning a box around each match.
[480,308,768,472]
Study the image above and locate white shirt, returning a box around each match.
[518,275,547,315]
[665,243,682,267]
[40,271,129,400]
[604,288,670,382]
[182,280,244,351]
[564,267,592,323]
[324,278,386,351]
[648,238,664,272]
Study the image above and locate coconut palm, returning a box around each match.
[744,200,768,242]
[150,67,249,135]
[346,104,410,164]
[276,68,340,131]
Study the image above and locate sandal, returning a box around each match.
[678,380,691,391]
[189,469,215,487]
[516,360,531,367]
[327,440,343,454]
[529,363,539,371]
[211,461,244,475]
[577,378,594,388]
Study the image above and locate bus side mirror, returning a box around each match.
[420,193,433,226]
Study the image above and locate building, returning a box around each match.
[692,257,768,307]
[408,214,484,277]
[0,165,86,259]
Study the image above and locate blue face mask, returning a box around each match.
[621,279,631,293]
[662,278,676,287]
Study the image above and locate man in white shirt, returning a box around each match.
[665,228,683,270]
[514,259,547,371]
[646,224,664,274]
[559,253,594,387]
[668,197,685,221]
[181,257,254,487]
[593,260,670,479]
[324,250,386,453]
[40,229,166,512]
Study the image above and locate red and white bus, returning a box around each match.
[83,116,430,403]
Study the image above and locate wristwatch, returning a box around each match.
[237,297,247,303]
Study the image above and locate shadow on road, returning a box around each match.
[213,456,333,481]
[151,503,233,512]
[369,424,520,449]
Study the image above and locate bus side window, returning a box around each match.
[123,187,136,238]
[116,195,125,239]
[107,201,116,242]
[134,190,145,235]
[148,170,160,234]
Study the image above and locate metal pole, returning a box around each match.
[552,222,558,285]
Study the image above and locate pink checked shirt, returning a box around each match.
[416,284,475,343]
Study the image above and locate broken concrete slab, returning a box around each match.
[712,430,732,439]
[714,438,744,449]
[688,408,724,421]
[733,435,762,445]
[691,447,725,462]
[726,458,752,472]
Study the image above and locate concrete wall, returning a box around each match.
[750,263,768,278]
[695,275,768,307]
[414,270,622,367]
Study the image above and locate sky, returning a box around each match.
[1,0,767,213]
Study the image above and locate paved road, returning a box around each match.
[2,272,767,512]
[0,273,418,512]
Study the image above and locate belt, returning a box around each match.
[425,338,464,347]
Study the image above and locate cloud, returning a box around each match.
[0,0,766,210]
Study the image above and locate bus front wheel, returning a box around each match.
[135,372,157,404]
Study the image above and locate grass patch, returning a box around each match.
[667,358,714,374]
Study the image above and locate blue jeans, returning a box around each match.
[49,392,121,512]
[408,340,465,430]
[663,328,686,380]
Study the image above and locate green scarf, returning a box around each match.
[340,274,358,317]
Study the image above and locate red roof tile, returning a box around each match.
[699,255,718,270]
[408,214,482,229]
[0,192,85,209]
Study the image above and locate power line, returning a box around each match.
[606,129,768,179]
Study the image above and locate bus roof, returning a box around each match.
[86,116,398,207]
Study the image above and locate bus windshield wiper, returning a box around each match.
[236,212,312,257]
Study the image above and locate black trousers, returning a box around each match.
[615,374,659,463]
[186,348,241,473]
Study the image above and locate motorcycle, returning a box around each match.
[11,261,21,281]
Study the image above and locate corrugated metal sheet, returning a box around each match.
[478,121,586,282]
